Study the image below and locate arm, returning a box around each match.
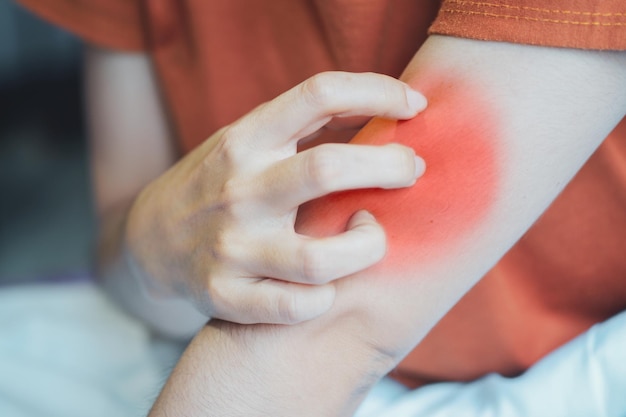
[86,47,207,337]
[149,35,626,416]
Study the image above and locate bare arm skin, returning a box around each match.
[149,35,626,416]
[86,47,209,337]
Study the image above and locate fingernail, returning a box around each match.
[358,210,376,221]
[405,88,428,113]
[415,156,426,178]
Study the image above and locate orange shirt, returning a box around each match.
[18,0,626,386]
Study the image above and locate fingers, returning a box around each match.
[232,72,427,150]
[203,210,384,324]
[250,210,388,285]
[182,72,429,326]
[259,143,426,211]
[214,279,337,325]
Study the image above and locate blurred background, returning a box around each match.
[0,0,95,285]
[0,8,179,413]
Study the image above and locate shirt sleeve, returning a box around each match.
[429,0,626,51]
[17,0,146,51]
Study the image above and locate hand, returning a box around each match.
[124,71,427,325]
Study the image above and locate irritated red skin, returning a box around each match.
[296,76,501,271]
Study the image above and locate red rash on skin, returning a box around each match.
[296,75,501,271]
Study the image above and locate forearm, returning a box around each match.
[86,46,206,338]
[150,317,393,417]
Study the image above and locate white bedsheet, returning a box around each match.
[356,308,626,417]
[0,282,179,417]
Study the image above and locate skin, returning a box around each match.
[298,73,500,269]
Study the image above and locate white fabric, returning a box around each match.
[356,309,626,417]
[0,282,180,417]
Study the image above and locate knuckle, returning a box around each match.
[378,76,395,105]
[385,78,407,103]
[385,144,416,186]
[210,229,237,264]
[306,145,341,193]
[276,292,301,324]
[220,123,244,144]
[218,124,248,165]
[370,73,402,101]
[301,72,338,109]
[298,242,330,284]
[220,177,245,206]
[372,76,410,118]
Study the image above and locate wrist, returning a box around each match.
[152,315,395,417]
[98,201,207,339]
[122,240,176,300]
[123,190,185,300]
